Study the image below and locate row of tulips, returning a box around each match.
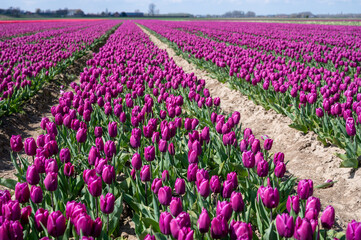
[1,20,360,240]
[139,20,361,168]
[0,20,120,117]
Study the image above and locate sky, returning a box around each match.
[1,0,360,15]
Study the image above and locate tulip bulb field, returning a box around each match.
[0,19,361,240]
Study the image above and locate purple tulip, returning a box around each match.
[47,211,66,237]
[306,196,321,213]
[273,152,285,164]
[274,161,286,178]
[276,213,294,238]
[262,186,279,209]
[26,165,40,185]
[198,208,211,234]
[159,139,168,152]
[20,205,32,225]
[242,150,255,168]
[0,219,23,240]
[2,200,21,221]
[346,117,356,137]
[88,147,99,166]
[321,205,335,229]
[230,192,244,213]
[257,160,269,177]
[94,126,103,138]
[24,138,37,156]
[264,138,273,151]
[64,162,75,177]
[286,195,300,214]
[159,211,173,235]
[294,217,313,240]
[15,182,30,203]
[144,146,155,162]
[102,165,115,184]
[162,170,170,182]
[222,180,234,198]
[230,220,253,240]
[108,121,117,138]
[211,215,229,239]
[76,128,87,143]
[10,135,23,152]
[100,193,115,214]
[140,165,151,182]
[297,179,313,200]
[104,140,116,159]
[178,227,194,240]
[144,234,156,240]
[170,197,183,217]
[197,179,210,198]
[30,186,43,204]
[158,186,172,206]
[44,172,58,192]
[59,148,71,163]
[87,176,102,197]
[216,200,233,221]
[187,163,198,182]
[227,172,238,189]
[151,178,162,194]
[346,220,361,240]
[174,178,186,195]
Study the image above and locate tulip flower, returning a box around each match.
[346,220,361,240]
[15,182,30,203]
[158,186,172,206]
[276,213,294,238]
[24,137,37,156]
[10,135,23,152]
[94,126,103,138]
[0,220,23,240]
[151,178,163,194]
[104,140,116,159]
[47,210,66,237]
[216,200,233,221]
[211,215,229,239]
[2,200,21,221]
[230,192,245,213]
[178,227,194,240]
[274,161,286,178]
[144,234,156,240]
[230,220,253,240]
[131,153,142,170]
[286,195,300,214]
[262,186,279,209]
[294,217,313,240]
[264,138,273,150]
[87,175,102,197]
[76,128,87,143]
[20,206,32,225]
[160,211,173,235]
[257,160,269,177]
[321,205,335,230]
[88,147,99,166]
[242,150,255,168]
[102,165,115,184]
[222,180,234,198]
[227,172,238,189]
[100,193,115,214]
[162,170,170,182]
[59,148,71,163]
[187,163,198,182]
[26,165,40,185]
[346,117,356,137]
[44,172,58,192]
[198,208,211,234]
[174,178,185,195]
[108,121,117,138]
[144,146,155,162]
[297,179,313,200]
[140,165,151,182]
[170,197,183,217]
[30,186,43,204]
[64,162,75,177]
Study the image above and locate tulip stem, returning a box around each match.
[95,197,99,218]
[324,229,327,240]
[51,191,54,209]
[107,214,110,235]
[270,210,272,222]
[145,182,148,205]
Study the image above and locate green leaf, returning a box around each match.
[315,181,337,189]
[0,178,17,190]
[142,217,161,233]
[263,221,277,240]
[340,159,358,168]
[288,123,308,134]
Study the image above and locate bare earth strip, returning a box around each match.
[139,24,361,230]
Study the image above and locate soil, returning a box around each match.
[140,25,361,231]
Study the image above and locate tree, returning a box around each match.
[148,3,156,16]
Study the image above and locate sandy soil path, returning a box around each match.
[139,24,361,230]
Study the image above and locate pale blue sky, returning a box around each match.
[1,0,360,15]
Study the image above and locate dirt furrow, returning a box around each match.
[139,24,361,230]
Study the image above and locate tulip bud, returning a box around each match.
[2,200,21,221]
[211,215,228,239]
[187,163,198,182]
[10,135,23,152]
[102,165,115,184]
[274,161,286,178]
[24,138,37,156]
[30,186,43,204]
[44,172,58,192]
[162,170,170,182]
[159,211,173,235]
[144,234,156,240]
[216,200,233,221]
[100,193,115,214]
[198,208,211,233]
[276,213,294,238]
[94,126,103,138]
[273,152,285,165]
[108,122,117,138]
[230,192,244,213]
[198,179,210,198]
[257,160,269,177]
[346,220,361,240]
[242,151,255,168]
[92,217,102,237]
[88,147,99,166]
[159,139,168,152]
[20,206,32,225]
[26,165,40,185]
[144,146,155,162]
[87,175,102,197]
[346,117,356,136]
[104,140,116,159]
[297,179,313,200]
[140,165,151,182]
[170,197,183,217]
[47,210,66,237]
[294,217,313,240]
[174,178,185,195]
[230,220,253,240]
[59,148,71,163]
[262,186,279,209]
[158,186,172,206]
[76,128,87,143]
[321,205,335,230]
[15,182,30,203]
[151,178,162,194]
[222,180,234,198]
[64,162,75,177]
[286,195,300,214]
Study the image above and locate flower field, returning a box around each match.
[0,19,360,240]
